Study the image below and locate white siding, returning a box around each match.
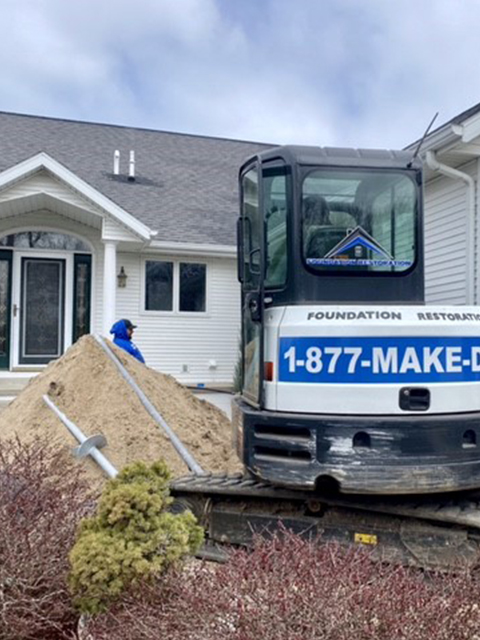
[0,170,100,216]
[102,217,140,243]
[423,162,476,305]
[115,251,240,386]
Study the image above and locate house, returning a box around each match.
[1,104,479,387]
[0,111,268,385]
[405,102,480,306]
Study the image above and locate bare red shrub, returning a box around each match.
[0,438,94,640]
[86,529,480,640]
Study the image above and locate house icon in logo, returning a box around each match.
[324,226,394,260]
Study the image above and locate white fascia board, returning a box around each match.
[453,118,480,144]
[0,152,152,241]
[146,240,236,258]
[405,124,460,154]
[406,111,480,155]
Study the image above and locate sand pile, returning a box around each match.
[0,335,240,488]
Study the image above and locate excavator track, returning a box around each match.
[170,474,480,569]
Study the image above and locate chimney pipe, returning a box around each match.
[128,150,135,181]
[113,150,120,175]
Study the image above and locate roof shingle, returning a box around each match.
[0,112,270,245]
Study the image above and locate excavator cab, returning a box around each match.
[234,145,480,495]
[171,144,480,568]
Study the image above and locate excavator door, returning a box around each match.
[238,162,265,408]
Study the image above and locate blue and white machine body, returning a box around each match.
[234,145,480,495]
[267,305,480,415]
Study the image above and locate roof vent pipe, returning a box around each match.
[113,150,120,175]
[128,150,135,181]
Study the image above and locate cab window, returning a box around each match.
[302,170,416,273]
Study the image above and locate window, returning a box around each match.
[145,261,173,311]
[0,231,90,251]
[73,254,91,341]
[264,168,288,288]
[302,170,416,273]
[180,263,206,312]
[145,260,207,313]
[241,168,261,289]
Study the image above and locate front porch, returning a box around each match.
[0,153,154,379]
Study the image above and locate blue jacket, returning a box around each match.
[110,320,145,363]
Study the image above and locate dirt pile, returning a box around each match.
[0,335,240,488]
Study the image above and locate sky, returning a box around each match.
[1,0,480,149]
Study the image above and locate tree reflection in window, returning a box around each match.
[180,263,206,312]
[0,232,90,252]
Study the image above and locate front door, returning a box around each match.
[19,257,65,365]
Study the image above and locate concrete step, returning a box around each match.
[0,373,37,411]
[0,388,26,397]
[0,395,16,409]
[0,373,36,394]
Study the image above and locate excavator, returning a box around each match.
[171,145,480,569]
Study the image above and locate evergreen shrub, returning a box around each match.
[69,460,204,615]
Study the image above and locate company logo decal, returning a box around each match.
[306,226,413,268]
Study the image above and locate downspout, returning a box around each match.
[425,150,476,305]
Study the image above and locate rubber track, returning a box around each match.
[170,473,480,529]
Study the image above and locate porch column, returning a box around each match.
[102,240,117,337]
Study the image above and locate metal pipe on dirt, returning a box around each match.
[43,394,118,478]
[93,334,205,476]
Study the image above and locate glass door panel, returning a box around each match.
[73,254,91,342]
[20,258,65,365]
[241,166,264,406]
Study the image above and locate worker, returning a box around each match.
[110,318,145,363]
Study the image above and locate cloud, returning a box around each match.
[0,0,479,149]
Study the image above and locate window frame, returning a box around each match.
[142,258,209,316]
[144,259,175,312]
[300,167,418,278]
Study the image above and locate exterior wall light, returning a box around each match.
[117,266,128,288]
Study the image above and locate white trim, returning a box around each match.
[453,119,480,144]
[103,241,117,336]
[0,152,153,241]
[407,124,461,155]
[147,240,236,258]
[407,110,480,156]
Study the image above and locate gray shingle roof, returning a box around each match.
[0,112,271,245]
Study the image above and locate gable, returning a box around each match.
[0,152,152,241]
[0,169,101,216]
[0,169,144,244]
